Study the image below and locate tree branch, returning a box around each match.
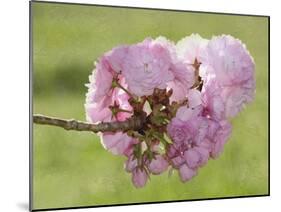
[33,114,145,133]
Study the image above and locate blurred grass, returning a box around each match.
[32,2,269,210]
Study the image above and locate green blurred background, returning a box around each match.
[32,2,269,210]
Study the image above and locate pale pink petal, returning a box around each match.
[184,149,201,169]
[148,155,169,175]
[101,132,136,155]
[176,34,208,64]
[168,62,195,102]
[171,156,185,168]
[178,164,197,182]
[132,168,148,188]
[210,121,232,158]
[187,89,202,108]
[125,155,138,172]
[176,106,199,122]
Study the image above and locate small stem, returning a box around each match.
[191,58,203,91]
[118,109,133,114]
[127,131,144,138]
[111,73,138,102]
[116,81,137,100]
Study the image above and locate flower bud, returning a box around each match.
[132,168,148,188]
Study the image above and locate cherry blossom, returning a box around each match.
[85,35,255,187]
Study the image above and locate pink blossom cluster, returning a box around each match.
[85,34,255,187]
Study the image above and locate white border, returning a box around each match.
[1,0,278,212]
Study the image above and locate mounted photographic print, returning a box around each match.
[30,1,270,211]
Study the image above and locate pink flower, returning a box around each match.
[132,168,148,188]
[201,35,254,85]
[166,106,207,153]
[83,35,254,187]
[101,132,137,155]
[85,49,134,156]
[172,109,209,147]
[176,34,208,64]
[167,62,195,102]
[122,38,174,96]
[167,107,211,182]
[167,105,232,182]
[85,46,132,124]
[148,155,169,175]
[200,35,255,117]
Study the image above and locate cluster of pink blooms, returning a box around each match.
[85,34,255,188]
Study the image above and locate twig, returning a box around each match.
[33,114,145,133]
[191,58,203,91]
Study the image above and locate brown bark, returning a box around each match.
[33,114,145,133]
